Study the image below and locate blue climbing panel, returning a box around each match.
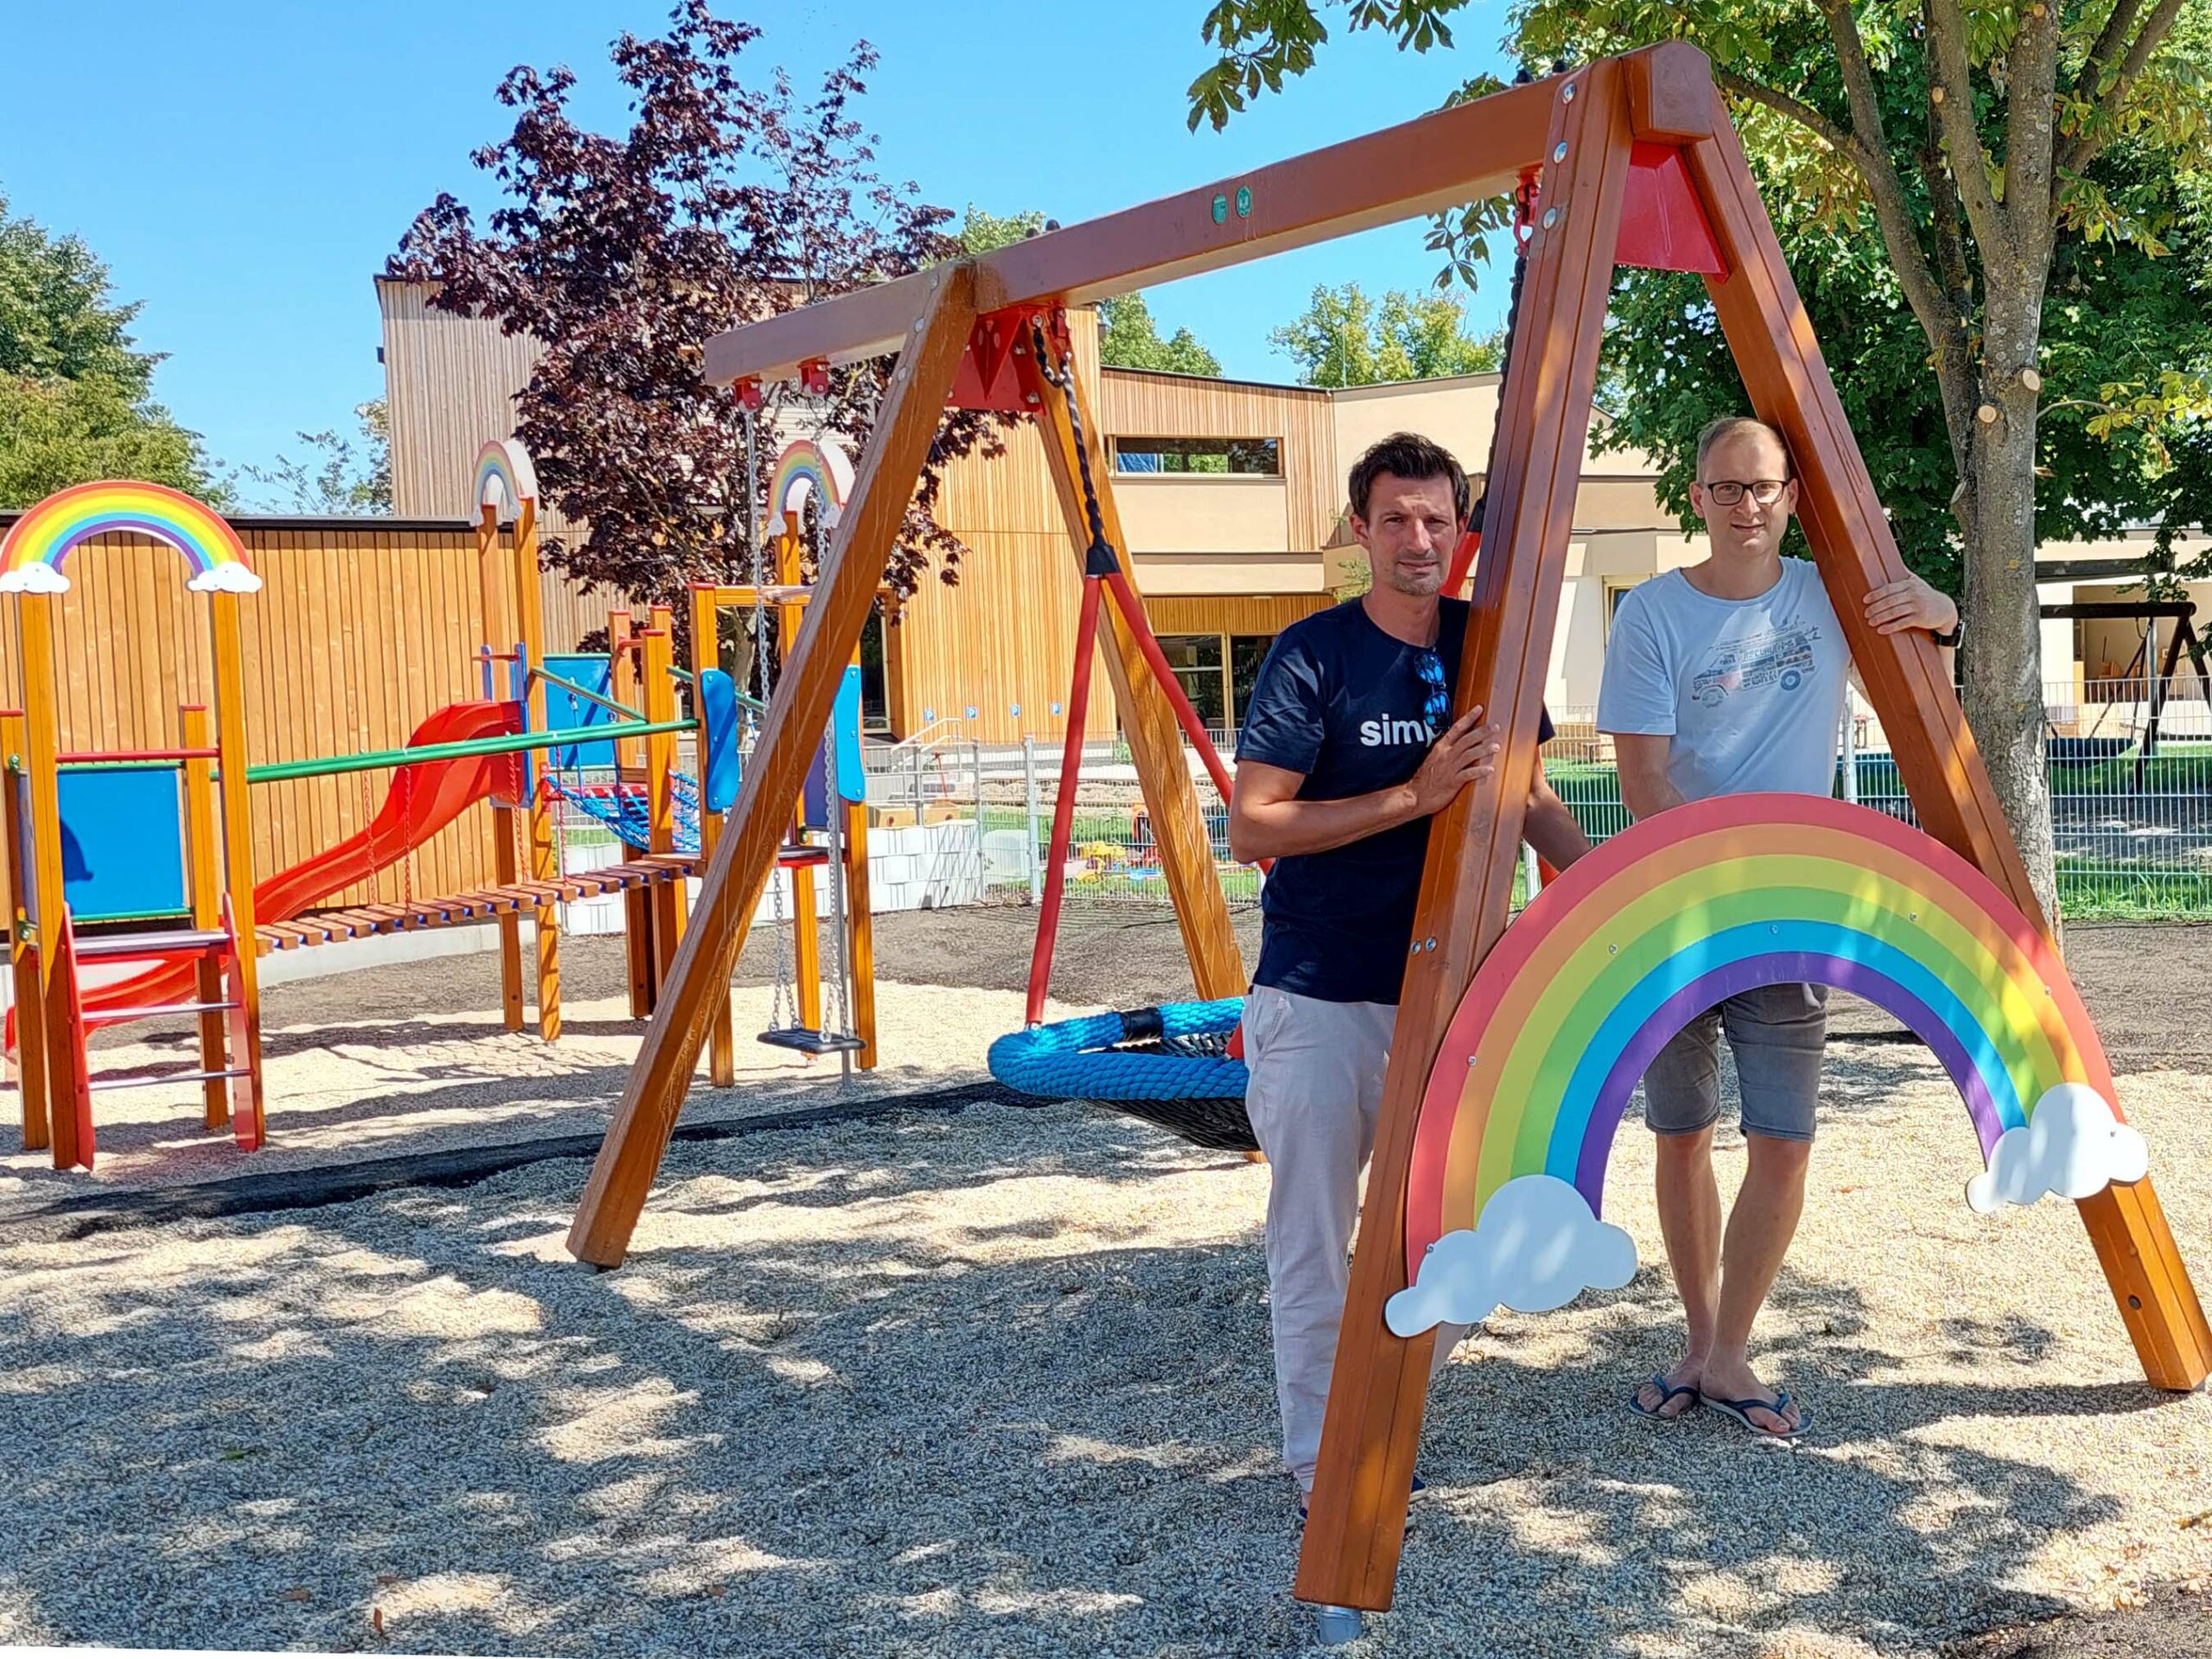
[543,653,619,769]
[59,766,189,923]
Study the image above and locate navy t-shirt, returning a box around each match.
[1237,598,1554,1005]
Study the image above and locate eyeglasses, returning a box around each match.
[1701,478,1790,506]
[1414,648,1451,733]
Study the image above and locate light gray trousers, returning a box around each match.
[1243,983,1465,1492]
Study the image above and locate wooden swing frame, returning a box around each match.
[566,41,2212,1617]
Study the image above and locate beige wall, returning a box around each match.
[1133,551,1329,596]
[1330,374,1499,484]
[1116,474,1292,558]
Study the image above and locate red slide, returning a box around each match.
[50,701,524,1026]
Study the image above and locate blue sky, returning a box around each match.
[0,0,1516,490]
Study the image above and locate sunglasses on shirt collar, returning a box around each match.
[1414,647,1451,734]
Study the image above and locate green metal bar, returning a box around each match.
[533,664,647,724]
[672,659,769,714]
[241,718,697,785]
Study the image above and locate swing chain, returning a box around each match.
[743,405,796,1036]
[813,513,854,1064]
[1028,320,1120,578]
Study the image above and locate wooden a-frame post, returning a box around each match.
[567,264,980,1267]
[1678,98,2211,1398]
[1295,54,2212,1616]
[566,41,2208,1612]
[1294,50,1647,1613]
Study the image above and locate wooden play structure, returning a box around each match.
[0,482,268,1167]
[555,41,2208,1634]
[4,441,875,1169]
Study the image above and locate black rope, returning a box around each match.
[1031,320,1121,576]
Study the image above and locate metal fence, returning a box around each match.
[860,731,1248,913]
[867,673,2212,925]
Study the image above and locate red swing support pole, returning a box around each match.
[1025,573,1106,1026]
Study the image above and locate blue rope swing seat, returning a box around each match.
[987,996,1256,1152]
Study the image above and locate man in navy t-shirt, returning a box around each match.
[1229,432,1591,1508]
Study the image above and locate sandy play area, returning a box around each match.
[3,911,2209,1656]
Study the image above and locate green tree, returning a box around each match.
[954,206,1225,376]
[236,400,393,514]
[1272,281,1503,386]
[0,191,217,505]
[957,205,1048,253]
[1099,293,1224,376]
[0,375,214,506]
[1185,0,2212,923]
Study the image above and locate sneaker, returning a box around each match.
[1298,1472,1427,1527]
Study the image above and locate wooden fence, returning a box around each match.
[0,514,613,911]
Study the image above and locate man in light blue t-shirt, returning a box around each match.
[1597,416,1960,1440]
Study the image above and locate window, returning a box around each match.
[1603,576,1648,639]
[1111,436,1281,476]
[1230,634,1275,728]
[1157,633,1228,728]
[858,607,893,735]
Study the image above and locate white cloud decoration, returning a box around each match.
[187,563,264,594]
[0,564,72,594]
[1967,1083,2147,1214]
[1386,1173,1638,1338]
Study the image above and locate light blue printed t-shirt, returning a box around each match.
[1595,558,1847,801]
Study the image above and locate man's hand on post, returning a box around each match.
[1863,572,1958,638]
[1404,706,1501,817]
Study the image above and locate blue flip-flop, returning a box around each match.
[1699,1389,1812,1440]
[1627,1372,1700,1422]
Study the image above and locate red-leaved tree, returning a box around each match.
[385,3,997,618]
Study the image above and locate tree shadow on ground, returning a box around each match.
[4,1105,2190,1659]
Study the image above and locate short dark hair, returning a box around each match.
[1349,432,1470,523]
[1694,415,1792,480]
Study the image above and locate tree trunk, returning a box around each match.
[1961,270,2061,932]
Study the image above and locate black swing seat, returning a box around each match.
[758,1026,868,1057]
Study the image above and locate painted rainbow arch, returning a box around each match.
[771,437,855,530]
[0,481,258,595]
[1388,793,2149,1338]
[473,439,538,520]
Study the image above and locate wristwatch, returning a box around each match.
[1931,614,1964,649]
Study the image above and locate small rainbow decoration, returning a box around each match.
[473,438,538,519]
[770,437,855,530]
[0,481,259,595]
[1389,793,2147,1337]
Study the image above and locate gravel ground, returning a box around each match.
[3,911,2210,1656]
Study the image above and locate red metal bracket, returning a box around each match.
[798,358,831,396]
[1616,143,1726,276]
[950,303,1070,412]
[733,378,764,412]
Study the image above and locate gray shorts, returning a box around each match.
[1643,982,1829,1143]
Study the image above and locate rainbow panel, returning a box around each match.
[769,437,855,529]
[473,439,538,519]
[1405,794,2115,1274]
[0,482,257,594]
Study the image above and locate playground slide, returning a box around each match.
[57,700,524,1022]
